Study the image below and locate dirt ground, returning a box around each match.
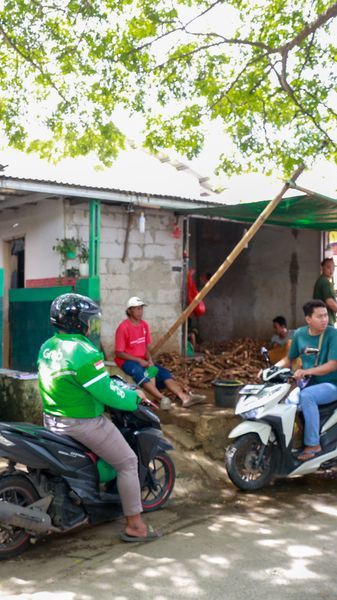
[1,428,337,599]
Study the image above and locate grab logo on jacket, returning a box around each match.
[43,348,63,363]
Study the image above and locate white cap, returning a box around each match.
[126,296,147,309]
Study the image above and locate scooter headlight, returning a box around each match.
[241,409,257,419]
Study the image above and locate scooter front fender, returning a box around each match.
[135,428,173,466]
[228,421,272,446]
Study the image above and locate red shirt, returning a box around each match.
[114,319,152,367]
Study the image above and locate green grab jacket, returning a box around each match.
[37,332,139,418]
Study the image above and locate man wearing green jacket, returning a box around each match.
[38,293,159,542]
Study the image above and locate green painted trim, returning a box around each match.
[0,268,3,367]
[89,200,101,277]
[9,286,73,303]
[76,277,100,301]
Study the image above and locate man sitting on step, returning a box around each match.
[114,296,206,410]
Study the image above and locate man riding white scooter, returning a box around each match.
[276,299,337,461]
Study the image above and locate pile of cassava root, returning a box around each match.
[157,337,267,390]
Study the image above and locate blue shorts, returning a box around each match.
[121,361,172,390]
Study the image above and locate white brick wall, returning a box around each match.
[66,203,183,359]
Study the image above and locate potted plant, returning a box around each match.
[53,237,79,263]
[78,240,89,277]
[65,266,80,278]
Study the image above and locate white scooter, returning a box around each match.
[225,347,337,491]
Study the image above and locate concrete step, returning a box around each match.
[159,402,241,461]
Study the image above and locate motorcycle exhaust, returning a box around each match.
[0,501,53,534]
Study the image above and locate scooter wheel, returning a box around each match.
[0,475,40,560]
[225,433,276,491]
[141,452,175,512]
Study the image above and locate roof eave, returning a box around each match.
[0,177,214,212]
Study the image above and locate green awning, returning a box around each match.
[181,193,337,231]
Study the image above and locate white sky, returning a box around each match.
[0,2,336,204]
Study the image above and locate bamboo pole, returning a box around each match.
[151,164,305,355]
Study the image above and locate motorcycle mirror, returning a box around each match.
[145,365,158,379]
[137,365,159,387]
[260,346,271,365]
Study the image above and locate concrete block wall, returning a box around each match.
[191,218,321,343]
[66,203,184,359]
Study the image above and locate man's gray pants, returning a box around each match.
[43,413,143,516]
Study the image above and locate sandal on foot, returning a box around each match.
[159,396,172,410]
[120,525,162,543]
[182,393,207,408]
[297,446,322,461]
[189,392,207,402]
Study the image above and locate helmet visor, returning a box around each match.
[87,313,102,336]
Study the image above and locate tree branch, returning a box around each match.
[261,98,274,157]
[278,1,337,53]
[207,54,273,112]
[183,0,226,30]
[273,58,337,147]
[0,26,68,104]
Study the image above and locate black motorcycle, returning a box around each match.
[0,375,175,560]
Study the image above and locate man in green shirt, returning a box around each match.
[38,293,159,542]
[313,257,337,325]
[276,299,337,461]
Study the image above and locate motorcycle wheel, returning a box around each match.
[141,452,175,512]
[0,475,39,560]
[225,433,276,491]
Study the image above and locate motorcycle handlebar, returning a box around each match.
[261,366,294,382]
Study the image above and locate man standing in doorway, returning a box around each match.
[313,258,337,326]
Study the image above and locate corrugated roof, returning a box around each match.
[0,147,225,202]
[0,174,216,203]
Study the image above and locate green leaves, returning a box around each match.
[0,0,336,176]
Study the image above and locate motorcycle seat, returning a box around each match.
[0,422,89,453]
[319,399,337,418]
[37,428,89,452]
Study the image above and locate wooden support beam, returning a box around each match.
[151,164,305,355]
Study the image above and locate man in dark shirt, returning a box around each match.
[313,258,337,325]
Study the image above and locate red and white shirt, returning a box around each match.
[114,319,151,367]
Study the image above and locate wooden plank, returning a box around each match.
[152,164,305,355]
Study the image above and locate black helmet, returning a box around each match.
[50,293,101,335]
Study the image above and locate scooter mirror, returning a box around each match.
[260,346,270,364]
[144,365,158,379]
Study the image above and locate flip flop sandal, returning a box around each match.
[297,449,322,461]
[189,392,207,402]
[120,525,162,543]
[183,393,207,408]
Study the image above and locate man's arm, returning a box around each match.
[115,350,149,367]
[76,361,140,411]
[319,278,337,312]
[145,345,154,365]
[293,360,337,380]
[325,297,337,313]
[275,356,291,368]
